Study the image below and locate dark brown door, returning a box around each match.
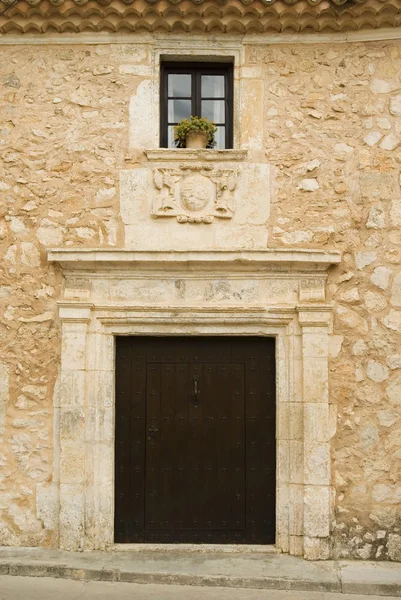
[115,337,276,544]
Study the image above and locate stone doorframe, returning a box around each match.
[48,248,341,560]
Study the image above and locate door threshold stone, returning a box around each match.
[111,544,277,554]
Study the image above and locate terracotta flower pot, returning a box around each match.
[185,130,208,149]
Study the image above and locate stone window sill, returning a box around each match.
[145,149,248,162]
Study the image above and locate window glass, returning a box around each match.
[214,126,225,150]
[168,126,176,148]
[201,100,225,123]
[201,75,225,98]
[168,74,191,97]
[168,99,191,123]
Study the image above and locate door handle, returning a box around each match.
[193,376,200,405]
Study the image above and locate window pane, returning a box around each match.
[168,74,191,97]
[214,126,226,149]
[201,75,225,98]
[201,100,225,123]
[168,126,177,148]
[168,99,191,123]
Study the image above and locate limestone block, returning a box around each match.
[298,178,320,192]
[336,306,368,333]
[371,79,397,94]
[37,219,64,246]
[390,95,401,116]
[59,408,85,441]
[304,486,330,538]
[214,225,267,250]
[289,535,304,557]
[277,439,289,483]
[9,216,27,234]
[391,272,401,306]
[303,358,329,403]
[120,168,152,226]
[304,404,329,443]
[390,199,401,227]
[355,252,377,269]
[380,134,400,151]
[378,410,399,427]
[386,376,401,406]
[302,333,329,358]
[129,80,158,149]
[289,440,303,484]
[60,441,85,484]
[286,403,303,441]
[367,360,389,383]
[58,371,85,408]
[304,442,330,485]
[388,534,401,561]
[234,163,270,225]
[36,483,59,531]
[95,406,114,443]
[359,424,379,449]
[60,324,87,371]
[304,536,330,561]
[366,205,385,229]
[371,266,391,290]
[60,484,85,551]
[240,78,264,149]
[352,340,367,356]
[120,65,152,76]
[372,484,401,504]
[340,287,360,304]
[382,309,401,331]
[0,362,9,439]
[329,335,343,358]
[289,484,304,536]
[363,132,382,147]
[21,242,40,268]
[387,355,401,370]
[93,442,114,487]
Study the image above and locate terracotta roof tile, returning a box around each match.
[0,0,400,33]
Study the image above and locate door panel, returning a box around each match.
[115,337,276,544]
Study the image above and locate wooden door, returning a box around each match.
[115,337,276,544]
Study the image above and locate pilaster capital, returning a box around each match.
[297,306,332,328]
[58,303,93,323]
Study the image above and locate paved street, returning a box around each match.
[1,577,401,600]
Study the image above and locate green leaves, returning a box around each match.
[174,116,218,148]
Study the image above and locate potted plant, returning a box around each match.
[174,116,217,149]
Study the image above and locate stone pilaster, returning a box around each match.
[58,305,91,551]
[298,308,332,560]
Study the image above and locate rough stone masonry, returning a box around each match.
[0,33,401,562]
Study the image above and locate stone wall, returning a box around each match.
[257,42,401,561]
[0,36,400,560]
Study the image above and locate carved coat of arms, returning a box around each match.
[151,165,237,224]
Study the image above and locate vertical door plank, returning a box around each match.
[114,337,132,542]
[145,363,161,531]
[173,362,191,534]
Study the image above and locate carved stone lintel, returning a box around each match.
[151,165,238,224]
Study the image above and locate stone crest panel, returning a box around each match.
[152,166,237,224]
[120,150,271,250]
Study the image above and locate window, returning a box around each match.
[160,62,233,149]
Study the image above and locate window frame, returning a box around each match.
[160,62,234,150]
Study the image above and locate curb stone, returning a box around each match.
[0,563,342,592]
[0,556,400,596]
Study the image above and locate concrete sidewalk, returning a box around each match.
[0,547,400,596]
